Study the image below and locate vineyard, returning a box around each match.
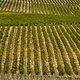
[0,0,80,79]
[0,24,80,78]
[0,0,80,15]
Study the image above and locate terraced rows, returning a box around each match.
[0,0,80,15]
[0,25,80,77]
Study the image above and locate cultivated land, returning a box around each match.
[0,0,80,80]
[0,0,80,15]
[0,25,80,80]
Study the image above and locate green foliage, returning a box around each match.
[51,26,71,75]
[0,27,9,72]
[60,26,80,64]
[0,11,80,25]
[42,26,54,74]
[27,26,30,74]
[32,26,39,74]
[55,26,78,74]
[19,26,25,74]
[37,26,47,75]
[0,24,80,76]
[4,27,14,73]
[12,26,20,73]
[47,26,63,75]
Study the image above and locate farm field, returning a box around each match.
[0,0,80,79]
[0,24,80,78]
[0,0,80,16]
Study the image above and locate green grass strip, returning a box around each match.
[0,11,80,25]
